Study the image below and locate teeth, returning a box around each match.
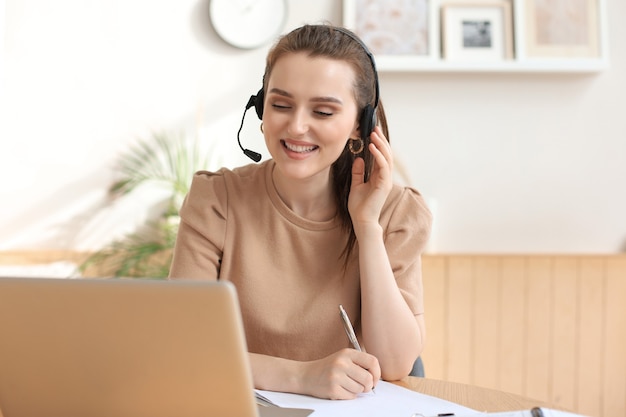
[284,142,317,153]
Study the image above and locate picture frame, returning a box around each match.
[343,0,439,71]
[441,1,514,62]
[524,0,600,58]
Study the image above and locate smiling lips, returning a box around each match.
[282,140,318,154]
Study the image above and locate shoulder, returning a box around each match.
[189,161,270,195]
[192,161,268,185]
[381,184,433,246]
[182,161,271,218]
[385,184,432,224]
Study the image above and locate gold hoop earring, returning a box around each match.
[348,138,364,154]
[260,123,264,133]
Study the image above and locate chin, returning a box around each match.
[275,160,331,182]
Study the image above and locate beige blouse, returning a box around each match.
[169,160,432,361]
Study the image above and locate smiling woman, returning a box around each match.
[168,24,433,400]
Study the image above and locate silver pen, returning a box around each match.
[339,304,376,393]
[339,304,362,351]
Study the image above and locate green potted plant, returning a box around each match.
[80,131,211,278]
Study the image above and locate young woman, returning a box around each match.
[168,24,432,400]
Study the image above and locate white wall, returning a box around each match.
[1,0,624,253]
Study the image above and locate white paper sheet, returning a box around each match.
[255,380,477,417]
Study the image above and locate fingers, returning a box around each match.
[303,349,380,400]
[345,365,377,395]
[335,349,380,398]
[352,350,382,385]
[351,127,392,185]
[351,155,365,188]
[368,126,393,173]
[333,372,371,399]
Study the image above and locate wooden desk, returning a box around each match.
[395,377,558,413]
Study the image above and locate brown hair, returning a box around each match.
[263,24,390,262]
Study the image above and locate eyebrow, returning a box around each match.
[268,88,343,105]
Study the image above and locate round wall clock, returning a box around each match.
[209,0,288,49]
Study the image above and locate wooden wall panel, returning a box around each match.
[524,257,552,402]
[471,257,500,389]
[499,257,527,395]
[445,257,474,384]
[421,256,446,380]
[603,257,626,417]
[421,255,626,417]
[550,258,579,411]
[576,258,605,417]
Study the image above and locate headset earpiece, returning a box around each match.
[253,88,264,120]
[359,104,376,140]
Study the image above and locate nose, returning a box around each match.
[287,108,309,137]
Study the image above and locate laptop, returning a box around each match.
[0,277,260,417]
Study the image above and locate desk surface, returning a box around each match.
[395,377,556,412]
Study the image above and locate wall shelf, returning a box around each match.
[344,0,609,74]
[374,59,609,74]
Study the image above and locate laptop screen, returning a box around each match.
[0,277,259,417]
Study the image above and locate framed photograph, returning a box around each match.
[343,0,438,70]
[441,1,514,62]
[524,0,600,58]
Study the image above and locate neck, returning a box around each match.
[271,166,336,221]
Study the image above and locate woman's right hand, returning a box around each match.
[298,348,381,400]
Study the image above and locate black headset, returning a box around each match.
[237,26,380,163]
